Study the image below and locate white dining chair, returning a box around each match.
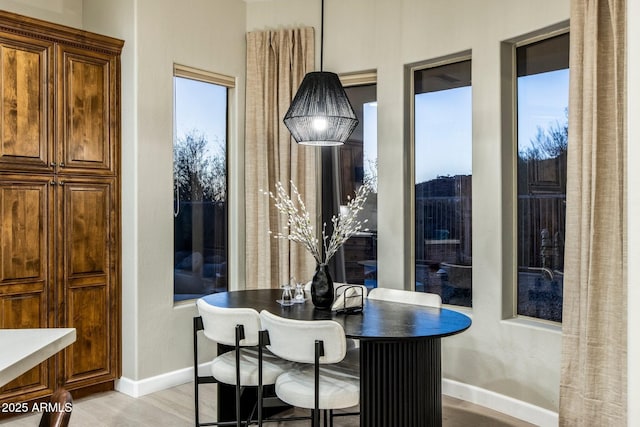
[367,287,442,308]
[195,299,292,427]
[259,310,360,427]
[305,281,367,348]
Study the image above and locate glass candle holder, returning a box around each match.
[281,284,293,306]
[294,282,305,302]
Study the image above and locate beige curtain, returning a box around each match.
[559,0,626,425]
[245,28,318,289]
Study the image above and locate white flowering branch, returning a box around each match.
[322,183,370,262]
[265,181,370,265]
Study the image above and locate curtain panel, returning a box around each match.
[560,0,627,425]
[245,28,318,289]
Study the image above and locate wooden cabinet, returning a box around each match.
[0,10,122,407]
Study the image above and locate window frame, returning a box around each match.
[406,51,473,301]
[172,64,235,304]
[501,23,569,323]
[340,69,378,200]
[319,70,377,284]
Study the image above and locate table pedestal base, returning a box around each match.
[360,338,442,427]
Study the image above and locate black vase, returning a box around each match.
[310,263,334,309]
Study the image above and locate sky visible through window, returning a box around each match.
[415,87,472,183]
[174,76,227,154]
[517,68,569,152]
[411,68,568,183]
[174,69,568,186]
[363,101,378,189]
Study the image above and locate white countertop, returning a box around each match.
[0,328,76,387]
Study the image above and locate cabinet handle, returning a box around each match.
[59,181,65,186]
[50,181,56,186]
[59,162,65,167]
[50,162,56,167]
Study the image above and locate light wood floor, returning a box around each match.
[1,382,535,426]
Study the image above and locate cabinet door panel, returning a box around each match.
[0,178,51,288]
[0,292,47,394]
[69,186,107,275]
[1,184,46,280]
[0,177,53,398]
[67,285,108,379]
[58,46,115,175]
[60,179,116,387]
[0,36,52,171]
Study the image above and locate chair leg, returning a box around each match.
[235,326,245,427]
[234,381,241,427]
[258,331,264,427]
[312,408,320,427]
[194,317,201,427]
[236,385,242,427]
[314,340,323,427]
[257,385,262,427]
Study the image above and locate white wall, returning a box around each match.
[99,0,246,381]
[83,0,247,382]
[248,0,568,413]
[0,0,82,27]
[82,0,138,381]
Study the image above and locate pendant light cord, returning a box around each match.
[283,0,358,145]
[320,0,324,71]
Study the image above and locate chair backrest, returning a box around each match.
[39,388,72,427]
[367,288,442,308]
[259,310,346,364]
[196,299,261,346]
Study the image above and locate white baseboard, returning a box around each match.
[443,378,559,427]
[115,366,557,426]
[115,362,213,398]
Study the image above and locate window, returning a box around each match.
[323,72,377,287]
[516,33,569,322]
[412,58,472,307]
[173,65,233,302]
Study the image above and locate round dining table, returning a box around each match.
[202,288,471,427]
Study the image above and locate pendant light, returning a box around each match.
[283,0,358,146]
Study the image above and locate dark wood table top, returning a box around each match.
[201,289,471,341]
